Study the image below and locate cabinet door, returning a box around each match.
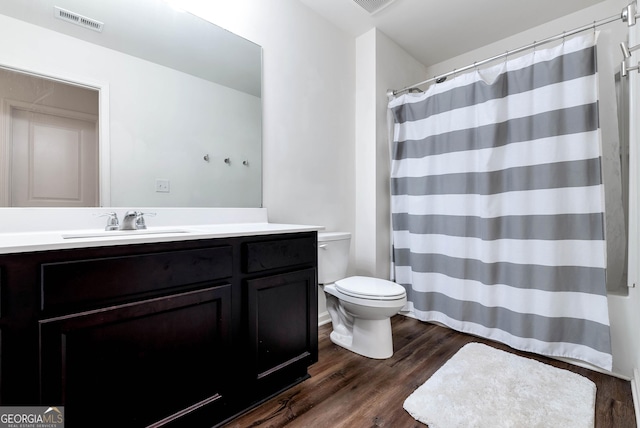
[39,285,231,427]
[246,268,318,387]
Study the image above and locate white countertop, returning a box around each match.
[0,222,323,254]
[0,207,324,254]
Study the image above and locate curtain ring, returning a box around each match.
[562,31,566,45]
[505,50,509,63]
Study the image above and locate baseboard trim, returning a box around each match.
[552,355,630,381]
[318,311,331,326]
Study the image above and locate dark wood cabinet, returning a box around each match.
[0,231,318,427]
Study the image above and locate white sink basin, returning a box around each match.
[62,229,190,239]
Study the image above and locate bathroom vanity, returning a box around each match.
[0,218,319,427]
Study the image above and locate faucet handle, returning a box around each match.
[98,212,119,231]
[135,212,156,230]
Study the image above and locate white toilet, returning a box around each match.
[318,232,407,359]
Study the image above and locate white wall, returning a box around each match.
[178,0,357,234]
[626,7,640,409]
[355,29,426,279]
[355,30,377,277]
[423,1,628,78]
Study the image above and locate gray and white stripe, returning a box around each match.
[389,33,612,370]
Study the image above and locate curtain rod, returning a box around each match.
[388,12,624,97]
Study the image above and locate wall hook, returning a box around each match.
[621,41,640,59]
[622,3,639,27]
[224,158,231,165]
[243,160,249,166]
[621,60,640,77]
[203,154,210,162]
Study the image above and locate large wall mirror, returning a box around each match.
[0,0,262,207]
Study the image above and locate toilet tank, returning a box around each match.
[317,232,351,284]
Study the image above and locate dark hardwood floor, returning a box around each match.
[224,315,636,427]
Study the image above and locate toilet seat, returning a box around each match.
[335,276,406,300]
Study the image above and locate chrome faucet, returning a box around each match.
[99,212,120,231]
[119,211,155,230]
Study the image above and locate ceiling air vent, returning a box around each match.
[54,6,104,32]
[352,0,397,15]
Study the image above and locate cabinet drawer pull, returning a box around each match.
[147,393,223,427]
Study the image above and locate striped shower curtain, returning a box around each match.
[388,33,612,371]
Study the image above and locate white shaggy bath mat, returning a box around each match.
[403,342,596,428]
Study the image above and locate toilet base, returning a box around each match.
[329,317,393,359]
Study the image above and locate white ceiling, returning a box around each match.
[299,0,607,67]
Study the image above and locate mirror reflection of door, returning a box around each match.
[0,68,99,207]
[9,106,98,207]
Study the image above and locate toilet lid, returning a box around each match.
[335,276,406,300]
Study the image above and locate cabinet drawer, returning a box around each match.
[41,246,232,313]
[243,236,316,273]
